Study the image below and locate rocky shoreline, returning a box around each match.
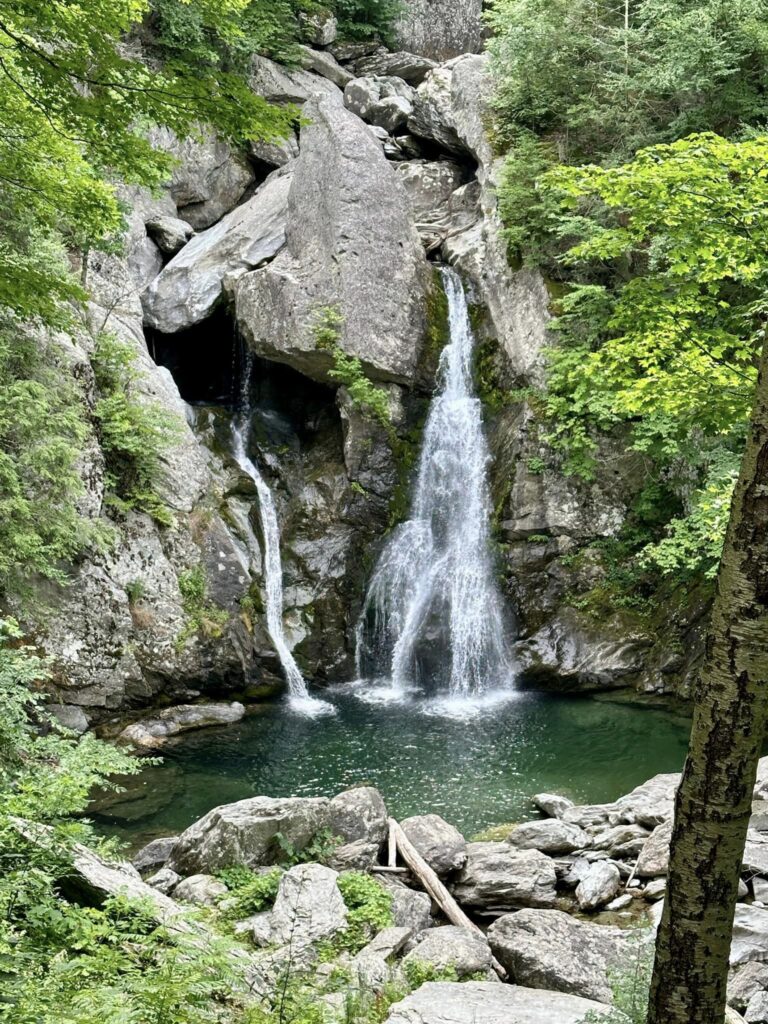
[73,765,768,1022]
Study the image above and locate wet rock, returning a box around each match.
[142,167,291,334]
[146,215,193,256]
[235,94,430,387]
[401,814,467,876]
[452,842,557,912]
[575,862,621,911]
[168,796,330,875]
[133,836,178,874]
[635,821,673,878]
[404,926,493,979]
[393,0,483,61]
[534,793,575,819]
[116,702,246,749]
[329,786,388,848]
[507,819,589,856]
[384,981,612,1024]
[355,49,437,85]
[270,863,347,948]
[488,909,632,1003]
[173,873,228,906]
[146,866,181,895]
[605,893,634,911]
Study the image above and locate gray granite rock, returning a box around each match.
[452,842,557,912]
[401,814,468,876]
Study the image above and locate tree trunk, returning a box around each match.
[648,341,768,1024]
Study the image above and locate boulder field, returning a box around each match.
[67,763,768,1023]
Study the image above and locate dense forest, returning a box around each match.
[2,1,768,1022]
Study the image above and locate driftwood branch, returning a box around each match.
[388,818,507,980]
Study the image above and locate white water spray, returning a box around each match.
[356,267,513,698]
[232,351,332,715]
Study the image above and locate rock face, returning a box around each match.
[385,981,611,1024]
[635,821,673,878]
[400,814,468,876]
[487,909,632,1004]
[168,796,330,875]
[142,167,292,334]
[452,842,557,912]
[235,94,431,386]
[393,0,484,61]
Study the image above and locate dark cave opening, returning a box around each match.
[146,309,340,451]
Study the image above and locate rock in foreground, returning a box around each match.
[385,981,611,1024]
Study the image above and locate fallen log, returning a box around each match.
[388,818,507,979]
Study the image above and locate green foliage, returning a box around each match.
[92,333,181,527]
[216,867,282,919]
[0,324,92,598]
[580,934,653,1023]
[489,0,768,264]
[319,872,393,960]
[177,566,229,645]
[274,826,340,866]
[333,0,404,42]
[403,961,459,988]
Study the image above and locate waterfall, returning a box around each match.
[232,350,332,715]
[356,267,513,700]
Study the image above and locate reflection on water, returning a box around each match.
[94,690,690,850]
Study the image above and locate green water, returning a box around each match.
[94,689,690,850]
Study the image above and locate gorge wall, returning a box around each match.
[29,13,707,727]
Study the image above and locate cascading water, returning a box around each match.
[356,267,513,701]
[232,349,332,715]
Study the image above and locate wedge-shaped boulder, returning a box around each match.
[401,814,467,876]
[168,796,330,875]
[142,167,292,334]
[635,821,673,878]
[451,842,557,912]
[487,909,633,1003]
[385,981,612,1024]
[235,94,430,386]
[270,863,347,949]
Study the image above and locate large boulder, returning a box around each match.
[116,702,245,749]
[249,54,341,106]
[168,796,330,875]
[133,836,178,875]
[173,873,228,907]
[451,842,557,912]
[142,167,291,334]
[150,127,255,231]
[270,863,348,949]
[380,876,433,935]
[507,819,589,856]
[343,76,416,131]
[329,786,388,847]
[612,773,680,827]
[487,909,632,1003]
[393,0,484,62]
[355,50,437,85]
[403,926,493,980]
[635,821,673,878]
[401,814,468,877]
[385,981,612,1024]
[575,862,622,911]
[235,94,431,386]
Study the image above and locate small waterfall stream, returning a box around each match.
[232,351,332,715]
[356,267,513,701]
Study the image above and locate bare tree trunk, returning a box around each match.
[648,340,768,1024]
